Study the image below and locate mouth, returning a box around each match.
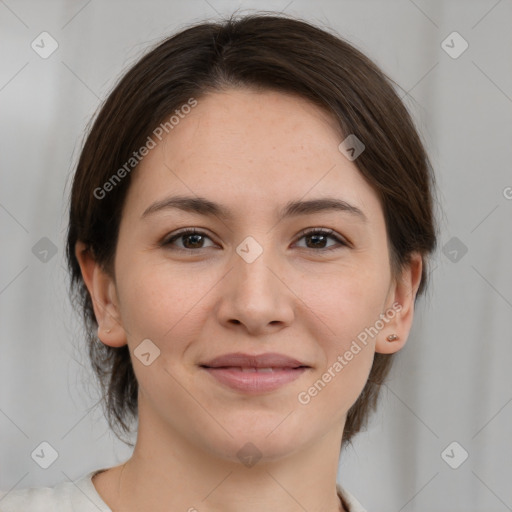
[200,366,307,372]
[200,366,309,393]
[199,352,311,393]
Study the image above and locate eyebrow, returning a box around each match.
[141,195,367,222]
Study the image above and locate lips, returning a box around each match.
[200,352,309,370]
[199,352,310,393]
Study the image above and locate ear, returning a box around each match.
[75,241,127,347]
[375,252,423,354]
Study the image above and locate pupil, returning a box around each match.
[181,233,328,249]
[185,234,203,248]
[308,234,326,248]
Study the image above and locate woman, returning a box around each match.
[0,12,437,512]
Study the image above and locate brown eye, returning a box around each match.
[163,229,216,251]
[162,228,348,253]
[295,229,347,251]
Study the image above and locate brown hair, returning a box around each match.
[65,12,437,450]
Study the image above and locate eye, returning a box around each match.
[162,228,217,251]
[294,228,348,251]
[162,227,349,252]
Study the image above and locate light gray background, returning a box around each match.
[1,1,511,511]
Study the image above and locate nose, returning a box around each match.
[216,242,295,336]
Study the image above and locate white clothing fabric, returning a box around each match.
[0,468,367,511]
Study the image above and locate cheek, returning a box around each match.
[300,260,390,342]
[115,260,215,352]
[115,263,211,404]
[296,261,389,392]
[298,349,374,421]
[296,282,380,418]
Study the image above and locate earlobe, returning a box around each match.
[375,252,423,354]
[376,330,403,354]
[75,241,127,347]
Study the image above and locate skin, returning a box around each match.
[76,88,422,512]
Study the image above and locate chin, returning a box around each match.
[203,420,309,466]
[209,437,304,467]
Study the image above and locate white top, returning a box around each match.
[0,468,367,511]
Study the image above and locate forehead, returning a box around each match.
[123,88,382,223]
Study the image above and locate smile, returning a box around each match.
[201,366,308,393]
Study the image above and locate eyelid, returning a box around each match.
[294,227,350,250]
[161,228,219,249]
[295,227,348,243]
[161,227,350,251]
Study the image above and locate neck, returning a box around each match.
[108,403,347,512]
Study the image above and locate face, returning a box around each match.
[79,88,421,464]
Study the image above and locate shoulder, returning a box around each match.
[0,469,112,512]
[0,471,365,512]
[337,483,368,512]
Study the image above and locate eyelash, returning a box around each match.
[161,228,349,253]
